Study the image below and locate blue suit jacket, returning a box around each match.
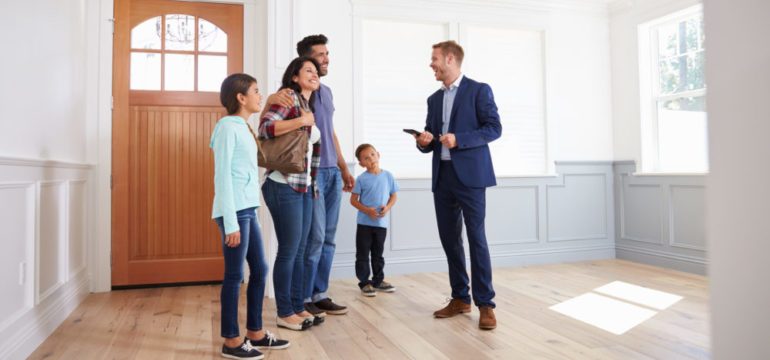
[419,76,502,192]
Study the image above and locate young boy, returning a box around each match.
[350,144,399,297]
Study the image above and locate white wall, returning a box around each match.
[547,12,614,161]
[0,161,92,360]
[287,0,613,164]
[609,0,701,164]
[290,0,355,158]
[705,0,770,358]
[0,1,99,358]
[261,0,618,279]
[0,0,91,163]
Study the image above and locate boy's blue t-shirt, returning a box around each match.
[352,169,399,228]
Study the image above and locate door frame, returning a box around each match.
[92,0,266,292]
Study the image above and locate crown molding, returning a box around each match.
[609,0,634,14]
[350,0,612,16]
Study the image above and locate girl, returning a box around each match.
[211,73,289,359]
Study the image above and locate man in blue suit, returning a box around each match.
[415,40,502,330]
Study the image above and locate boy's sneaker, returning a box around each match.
[304,302,327,318]
[361,284,377,297]
[375,281,396,293]
[247,331,290,350]
[314,298,348,315]
[221,340,264,360]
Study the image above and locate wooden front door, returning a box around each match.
[112,0,243,286]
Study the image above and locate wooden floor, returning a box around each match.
[29,260,710,359]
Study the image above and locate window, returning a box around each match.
[639,6,708,173]
[359,19,548,178]
[360,19,446,178]
[462,25,547,175]
[130,15,228,92]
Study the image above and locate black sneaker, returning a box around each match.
[304,314,325,325]
[247,331,290,350]
[314,298,348,315]
[221,340,264,360]
[374,281,396,293]
[361,284,376,297]
[304,302,327,318]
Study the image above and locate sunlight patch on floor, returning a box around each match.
[594,281,683,310]
[549,281,683,335]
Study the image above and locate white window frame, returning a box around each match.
[351,3,553,178]
[638,4,708,174]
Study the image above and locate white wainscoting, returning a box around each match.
[614,162,707,274]
[329,161,617,279]
[0,157,92,360]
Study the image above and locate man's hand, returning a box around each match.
[439,133,457,149]
[341,169,355,192]
[265,88,294,108]
[299,108,315,127]
[417,131,434,147]
[225,231,241,248]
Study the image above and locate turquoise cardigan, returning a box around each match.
[210,115,260,234]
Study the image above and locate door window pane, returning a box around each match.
[199,19,227,53]
[131,17,161,50]
[165,14,195,51]
[130,52,161,90]
[165,54,195,91]
[198,55,227,92]
[130,15,229,93]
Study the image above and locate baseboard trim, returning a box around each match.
[330,244,615,279]
[0,270,90,360]
[616,244,707,275]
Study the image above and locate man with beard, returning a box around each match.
[270,34,354,317]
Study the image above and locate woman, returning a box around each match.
[211,73,289,359]
[259,57,324,330]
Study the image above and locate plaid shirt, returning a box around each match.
[258,92,321,195]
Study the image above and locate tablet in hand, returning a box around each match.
[403,129,421,136]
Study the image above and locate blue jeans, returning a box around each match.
[215,207,268,338]
[304,167,342,303]
[262,178,312,317]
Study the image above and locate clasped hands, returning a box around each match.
[364,205,391,219]
[416,131,456,149]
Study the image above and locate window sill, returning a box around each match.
[394,173,560,181]
[631,171,708,177]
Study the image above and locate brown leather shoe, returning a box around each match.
[433,299,471,318]
[478,306,497,330]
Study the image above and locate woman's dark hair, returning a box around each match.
[220,73,257,115]
[296,34,328,56]
[280,56,320,111]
